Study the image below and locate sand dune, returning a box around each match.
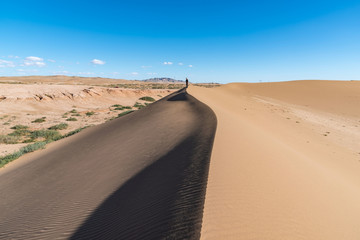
[2,79,359,239]
[0,89,216,239]
[189,80,360,240]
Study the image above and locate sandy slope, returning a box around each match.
[0,89,216,239]
[189,80,360,240]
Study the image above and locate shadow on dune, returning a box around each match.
[167,91,189,101]
[71,90,217,240]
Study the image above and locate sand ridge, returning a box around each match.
[0,89,217,239]
[189,80,360,240]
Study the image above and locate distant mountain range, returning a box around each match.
[140,78,184,83]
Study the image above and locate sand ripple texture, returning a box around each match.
[0,89,217,239]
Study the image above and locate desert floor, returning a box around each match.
[0,82,174,157]
[189,80,360,240]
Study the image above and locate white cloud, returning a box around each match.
[163,61,173,65]
[147,72,157,75]
[23,56,45,67]
[78,72,95,75]
[91,59,105,65]
[141,65,152,69]
[16,68,38,73]
[0,59,15,68]
[48,59,56,63]
[131,72,139,75]
[178,62,184,66]
[53,70,69,74]
[25,56,43,61]
[8,55,20,59]
[24,61,46,67]
[189,65,193,67]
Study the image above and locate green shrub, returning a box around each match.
[113,106,133,111]
[21,141,47,153]
[66,117,77,121]
[111,104,122,107]
[70,109,77,113]
[0,141,47,168]
[86,111,95,116]
[0,135,20,144]
[72,113,81,116]
[63,126,88,138]
[30,130,61,141]
[139,96,155,102]
[11,125,29,130]
[133,102,145,109]
[32,117,46,123]
[118,110,134,118]
[8,129,30,137]
[48,123,68,130]
[0,126,90,168]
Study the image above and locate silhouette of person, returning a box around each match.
[186,78,189,88]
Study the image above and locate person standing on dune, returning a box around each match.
[186,78,189,88]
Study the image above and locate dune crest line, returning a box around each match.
[0,89,217,239]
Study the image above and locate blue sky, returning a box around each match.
[1,0,359,83]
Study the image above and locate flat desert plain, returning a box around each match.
[189,80,360,240]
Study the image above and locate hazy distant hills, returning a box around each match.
[140,78,184,83]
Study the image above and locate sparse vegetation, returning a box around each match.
[118,110,134,118]
[48,123,68,130]
[0,125,90,168]
[70,109,77,114]
[11,125,29,130]
[85,111,95,116]
[133,102,145,109]
[8,129,31,137]
[0,141,47,168]
[114,106,132,110]
[139,96,155,102]
[105,83,184,90]
[111,104,122,107]
[63,126,89,138]
[66,117,77,121]
[30,130,61,141]
[32,117,46,123]
[0,135,20,144]
[71,113,81,116]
